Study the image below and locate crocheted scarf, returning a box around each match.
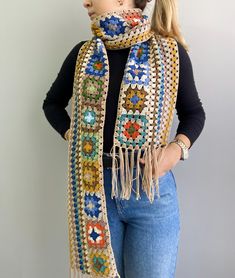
[67,8,179,278]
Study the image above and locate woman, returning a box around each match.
[42,0,206,277]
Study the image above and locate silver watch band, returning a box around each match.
[170,138,189,160]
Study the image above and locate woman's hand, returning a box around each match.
[139,143,182,177]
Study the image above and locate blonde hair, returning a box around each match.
[135,0,190,52]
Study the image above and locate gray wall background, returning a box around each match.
[1,0,234,277]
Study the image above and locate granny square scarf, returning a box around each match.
[66,7,179,278]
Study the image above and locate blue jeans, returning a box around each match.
[103,167,181,278]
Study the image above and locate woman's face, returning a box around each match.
[83,0,135,19]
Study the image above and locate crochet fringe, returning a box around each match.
[110,144,168,203]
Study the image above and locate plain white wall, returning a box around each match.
[1,0,234,277]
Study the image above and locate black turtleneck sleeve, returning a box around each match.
[174,41,206,149]
[42,40,206,151]
[42,41,87,139]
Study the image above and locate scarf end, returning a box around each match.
[109,144,168,203]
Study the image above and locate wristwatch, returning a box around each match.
[170,138,189,160]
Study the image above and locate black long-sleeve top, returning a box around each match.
[42,40,206,152]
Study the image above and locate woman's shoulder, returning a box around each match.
[69,40,88,55]
[175,40,189,56]
[62,40,89,65]
[154,33,185,54]
[175,40,194,72]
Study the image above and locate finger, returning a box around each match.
[139,158,145,164]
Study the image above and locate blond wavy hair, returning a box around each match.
[135,0,189,52]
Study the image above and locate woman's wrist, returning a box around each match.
[167,142,182,162]
[173,134,191,149]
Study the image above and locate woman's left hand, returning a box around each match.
[139,143,182,177]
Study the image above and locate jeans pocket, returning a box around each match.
[169,169,177,189]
